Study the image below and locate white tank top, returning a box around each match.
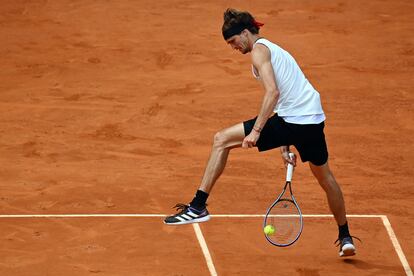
[252,38,325,124]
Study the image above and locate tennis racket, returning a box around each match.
[263,152,303,247]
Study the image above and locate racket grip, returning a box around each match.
[286,152,295,182]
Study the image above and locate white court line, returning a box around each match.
[381,216,413,276]
[211,214,384,218]
[0,214,166,218]
[0,214,382,218]
[192,224,218,276]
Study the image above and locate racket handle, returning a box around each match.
[286,152,295,182]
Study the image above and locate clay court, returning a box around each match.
[0,0,413,275]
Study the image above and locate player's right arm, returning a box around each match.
[250,44,280,132]
[242,44,280,149]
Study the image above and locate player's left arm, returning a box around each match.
[242,44,280,148]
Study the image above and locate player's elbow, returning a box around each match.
[266,89,279,100]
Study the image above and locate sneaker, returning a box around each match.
[164,203,210,225]
[335,236,360,257]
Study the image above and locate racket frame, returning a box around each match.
[263,153,303,247]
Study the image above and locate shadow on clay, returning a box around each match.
[343,259,402,273]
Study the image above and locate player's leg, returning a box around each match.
[199,122,245,193]
[164,114,289,225]
[164,122,245,225]
[309,162,346,225]
[195,115,288,208]
[309,161,356,257]
[293,120,357,256]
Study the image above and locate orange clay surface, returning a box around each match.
[0,1,413,275]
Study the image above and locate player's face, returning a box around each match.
[226,32,250,54]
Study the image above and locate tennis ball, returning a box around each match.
[264,225,275,235]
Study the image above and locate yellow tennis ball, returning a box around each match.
[264,225,275,235]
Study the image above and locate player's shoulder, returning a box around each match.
[253,42,268,52]
[251,42,271,65]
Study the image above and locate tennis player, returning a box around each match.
[165,8,358,257]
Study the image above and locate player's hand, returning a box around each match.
[281,151,296,167]
[242,130,260,149]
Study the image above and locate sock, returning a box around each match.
[338,221,350,239]
[190,190,209,210]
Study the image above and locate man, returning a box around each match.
[164,8,358,257]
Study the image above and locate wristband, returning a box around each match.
[253,126,262,133]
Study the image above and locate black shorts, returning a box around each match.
[243,114,329,166]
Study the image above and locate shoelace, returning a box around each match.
[334,235,362,247]
[172,203,208,212]
[172,203,189,212]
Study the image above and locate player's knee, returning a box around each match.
[213,131,228,149]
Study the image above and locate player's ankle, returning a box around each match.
[338,221,350,239]
[190,190,209,210]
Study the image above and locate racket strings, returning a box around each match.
[266,198,301,245]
